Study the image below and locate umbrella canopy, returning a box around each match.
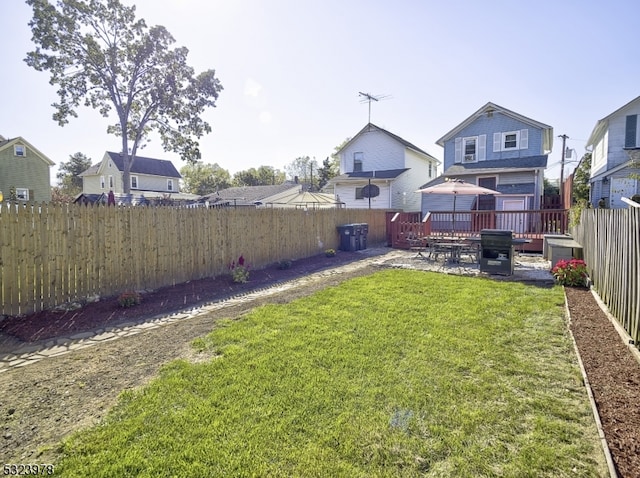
[416,179,501,232]
[416,178,501,196]
[265,190,344,209]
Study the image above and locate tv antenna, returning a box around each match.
[359,91,391,124]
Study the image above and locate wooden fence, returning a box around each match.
[0,204,388,316]
[572,207,640,345]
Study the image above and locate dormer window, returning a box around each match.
[353,152,363,172]
[14,145,26,157]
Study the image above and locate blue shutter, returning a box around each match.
[625,115,637,148]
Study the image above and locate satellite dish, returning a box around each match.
[361,184,380,198]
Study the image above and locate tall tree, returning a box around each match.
[180,162,231,195]
[233,167,284,187]
[25,0,223,194]
[56,152,92,196]
[284,156,319,189]
[317,156,339,189]
[572,152,591,205]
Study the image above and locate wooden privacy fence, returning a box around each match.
[572,207,640,345]
[0,204,388,316]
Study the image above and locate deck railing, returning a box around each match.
[390,209,568,248]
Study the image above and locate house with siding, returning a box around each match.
[422,102,553,224]
[586,95,640,208]
[80,151,183,197]
[323,123,440,212]
[0,135,54,203]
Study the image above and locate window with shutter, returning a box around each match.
[625,115,638,148]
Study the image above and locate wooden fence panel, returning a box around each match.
[573,208,640,345]
[0,205,388,316]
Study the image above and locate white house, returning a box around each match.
[323,123,440,212]
[586,95,640,208]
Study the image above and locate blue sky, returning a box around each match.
[1,0,639,184]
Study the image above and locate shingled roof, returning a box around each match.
[105,151,181,178]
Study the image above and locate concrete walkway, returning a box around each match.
[0,248,553,373]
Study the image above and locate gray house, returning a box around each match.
[586,95,640,208]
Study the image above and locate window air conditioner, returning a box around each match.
[463,154,475,162]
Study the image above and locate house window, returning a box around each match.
[131,175,139,189]
[100,176,105,189]
[493,129,528,152]
[355,187,365,200]
[625,114,638,148]
[16,188,29,201]
[428,163,432,177]
[167,179,174,191]
[503,132,519,149]
[108,175,114,188]
[353,152,363,172]
[464,138,476,155]
[14,145,26,157]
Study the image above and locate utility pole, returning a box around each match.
[558,134,569,209]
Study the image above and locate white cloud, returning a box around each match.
[259,111,272,124]
[244,78,262,97]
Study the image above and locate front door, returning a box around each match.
[477,177,497,210]
[474,177,497,230]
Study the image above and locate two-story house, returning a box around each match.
[0,135,54,203]
[324,123,440,212]
[422,102,553,226]
[80,151,183,198]
[586,95,640,208]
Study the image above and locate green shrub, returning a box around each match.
[229,255,250,283]
[117,290,142,308]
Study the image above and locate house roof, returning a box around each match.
[201,183,300,206]
[441,155,548,177]
[586,95,640,147]
[338,123,440,163]
[344,168,409,179]
[0,136,55,166]
[103,151,181,178]
[436,102,554,151]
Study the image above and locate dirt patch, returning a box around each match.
[0,251,638,477]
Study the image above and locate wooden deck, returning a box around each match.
[388,209,569,253]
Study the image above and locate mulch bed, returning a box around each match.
[0,251,366,343]
[565,287,640,478]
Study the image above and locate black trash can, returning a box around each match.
[479,229,514,275]
[337,224,357,251]
[359,223,369,250]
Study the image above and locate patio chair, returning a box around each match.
[407,233,428,258]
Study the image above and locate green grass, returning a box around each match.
[58,270,606,477]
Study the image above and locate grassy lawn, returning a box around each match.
[59,270,606,477]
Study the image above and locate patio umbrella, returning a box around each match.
[416,178,501,233]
